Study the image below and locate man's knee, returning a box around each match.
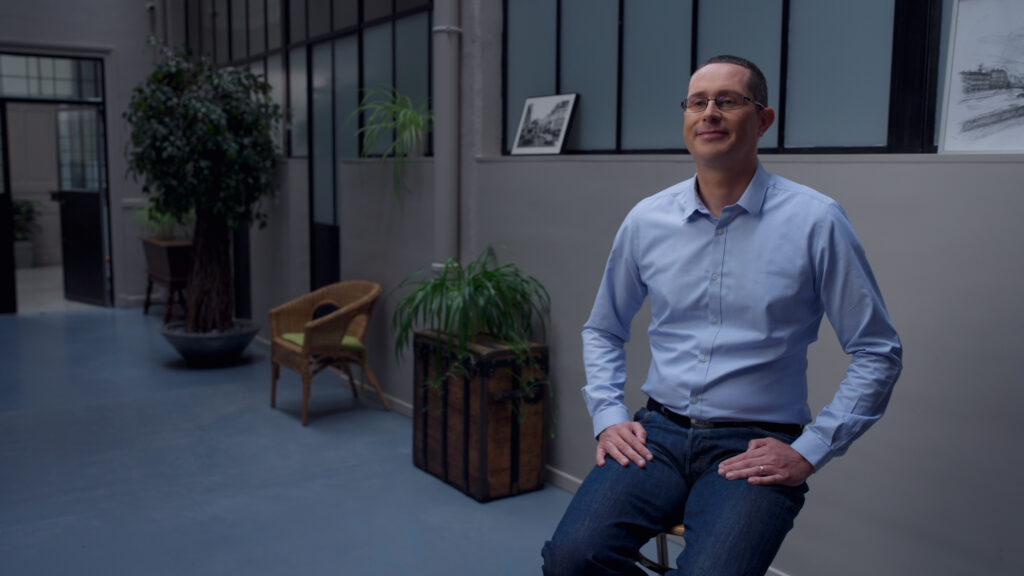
[541,532,644,576]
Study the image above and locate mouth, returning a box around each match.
[696,130,728,139]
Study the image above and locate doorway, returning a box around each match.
[0,53,111,314]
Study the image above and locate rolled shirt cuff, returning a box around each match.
[790,429,833,472]
[591,405,632,440]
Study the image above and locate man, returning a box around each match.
[541,55,902,575]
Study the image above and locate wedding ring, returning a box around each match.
[759,465,766,476]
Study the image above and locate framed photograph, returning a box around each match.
[939,0,1024,153]
[511,94,578,155]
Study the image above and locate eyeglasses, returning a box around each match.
[681,93,765,113]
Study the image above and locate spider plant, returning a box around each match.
[349,85,432,197]
[392,246,551,409]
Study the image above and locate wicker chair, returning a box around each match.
[269,280,391,425]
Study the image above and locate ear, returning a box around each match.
[757,107,776,137]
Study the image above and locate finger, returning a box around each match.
[603,442,640,467]
[623,423,654,461]
[596,445,607,467]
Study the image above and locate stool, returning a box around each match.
[638,523,685,574]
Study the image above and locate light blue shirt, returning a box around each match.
[582,164,902,470]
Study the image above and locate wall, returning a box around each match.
[467,153,1024,576]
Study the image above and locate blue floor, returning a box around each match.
[0,309,575,575]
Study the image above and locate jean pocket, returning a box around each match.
[634,407,652,424]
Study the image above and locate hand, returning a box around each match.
[717,437,814,486]
[596,421,654,468]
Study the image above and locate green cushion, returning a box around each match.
[281,332,365,352]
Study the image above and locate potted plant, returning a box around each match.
[11,199,40,269]
[124,44,283,365]
[349,85,432,197]
[392,246,551,501]
[136,200,195,321]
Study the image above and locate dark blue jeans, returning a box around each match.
[542,408,807,575]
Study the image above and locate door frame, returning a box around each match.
[0,50,112,313]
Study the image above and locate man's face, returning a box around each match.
[683,63,774,170]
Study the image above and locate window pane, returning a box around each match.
[560,0,618,151]
[396,12,429,113]
[231,0,247,60]
[363,0,392,22]
[309,0,331,38]
[935,0,955,146]
[215,0,230,64]
[396,0,429,11]
[201,0,215,58]
[248,0,266,55]
[187,0,202,55]
[506,0,556,150]
[289,0,306,42]
[697,0,782,149]
[621,0,691,150]
[334,35,360,158]
[267,0,282,50]
[267,52,286,150]
[289,46,309,157]
[312,42,334,225]
[334,0,358,30]
[786,0,894,147]
[361,22,393,155]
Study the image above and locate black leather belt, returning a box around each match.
[646,398,803,437]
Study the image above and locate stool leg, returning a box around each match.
[657,533,669,568]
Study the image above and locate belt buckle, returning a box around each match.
[689,418,714,429]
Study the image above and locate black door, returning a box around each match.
[53,106,110,307]
[52,189,106,305]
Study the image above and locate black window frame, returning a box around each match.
[503,0,945,155]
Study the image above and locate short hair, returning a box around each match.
[697,55,768,108]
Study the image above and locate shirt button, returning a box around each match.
[699,354,707,362]
[690,395,699,404]
[711,273,719,281]
[711,316,719,324]
[716,229,724,236]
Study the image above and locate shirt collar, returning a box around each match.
[680,162,770,219]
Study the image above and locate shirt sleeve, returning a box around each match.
[790,201,903,470]
[581,211,648,438]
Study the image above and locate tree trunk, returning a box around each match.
[186,209,233,333]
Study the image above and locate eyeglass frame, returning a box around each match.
[681,92,766,113]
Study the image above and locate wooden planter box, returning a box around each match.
[412,331,548,502]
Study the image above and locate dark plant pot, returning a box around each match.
[161,319,260,367]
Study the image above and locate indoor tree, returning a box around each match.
[124,44,282,333]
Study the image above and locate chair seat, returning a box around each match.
[280,332,366,352]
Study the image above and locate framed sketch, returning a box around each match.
[511,94,578,155]
[940,0,1024,153]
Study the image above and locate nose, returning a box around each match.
[700,101,723,120]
